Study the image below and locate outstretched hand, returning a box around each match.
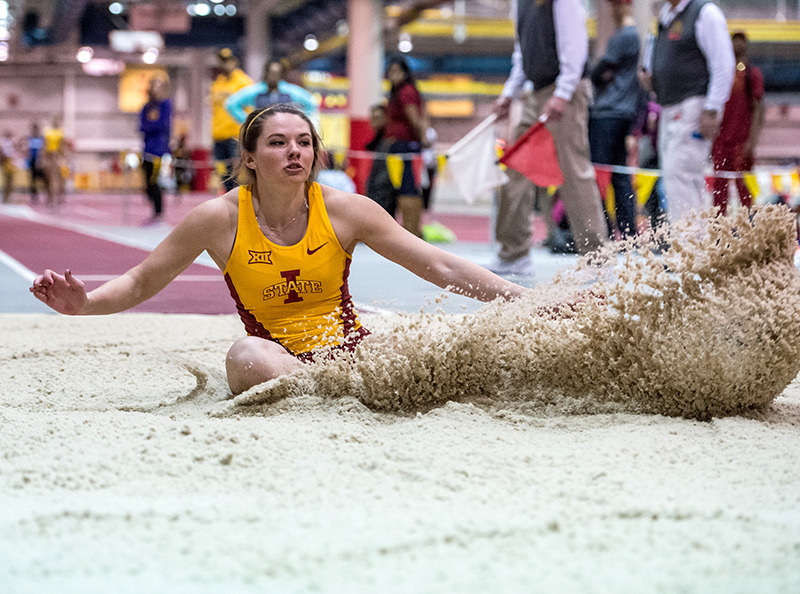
[30,269,88,315]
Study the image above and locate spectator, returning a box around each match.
[1,129,17,203]
[172,132,193,198]
[365,103,397,216]
[384,55,428,238]
[139,75,172,224]
[631,92,668,230]
[225,59,319,126]
[210,48,253,192]
[589,0,641,238]
[711,31,764,215]
[317,151,356,193]
[42,115,68,209]
[643,0,735,223]
[490,0,608,276]
[421,125,439,211]
[25,122,46,204]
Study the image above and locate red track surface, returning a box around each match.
[1,214,233,314]
[1,191,507,314]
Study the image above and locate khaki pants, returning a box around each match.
[495,79,607,258]
[658,96,713,223]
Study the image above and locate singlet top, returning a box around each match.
[223,183,367,355]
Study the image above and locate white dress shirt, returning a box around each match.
[502,0,589,102]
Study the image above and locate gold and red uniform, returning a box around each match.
[223,183,369,356]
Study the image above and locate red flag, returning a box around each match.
[594,166,612,201]
[499,122,563,187]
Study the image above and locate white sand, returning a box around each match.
[3,207,800,592]
[1,311,800,593]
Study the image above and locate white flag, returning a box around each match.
[440,114,508,204]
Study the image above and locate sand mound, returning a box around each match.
[233,205,800,419]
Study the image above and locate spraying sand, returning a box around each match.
[2,206,800,592]
[234,205,800,420]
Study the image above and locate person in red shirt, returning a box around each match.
[384,56,428,237]
[711,31,765,215]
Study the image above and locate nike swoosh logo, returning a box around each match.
[307,242,328,255]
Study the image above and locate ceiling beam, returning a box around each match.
[285,0,450,69]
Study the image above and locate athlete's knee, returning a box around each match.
[225,336,300,394]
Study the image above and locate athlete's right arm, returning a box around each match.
[31,199,234,315]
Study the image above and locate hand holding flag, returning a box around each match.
[499,121,564,188]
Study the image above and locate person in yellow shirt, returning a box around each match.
[0,129,18,203]
[210,48,253,192]
[42,115,67,208]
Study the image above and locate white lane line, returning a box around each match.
[68,204,120,221]
[0,249,37,283]
[353,301,394,316]
[1,204,218,269]
[2,204,159,251]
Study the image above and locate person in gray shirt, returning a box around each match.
[589,0,641,238]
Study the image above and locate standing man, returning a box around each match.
[589,0,641,238]
[490,0,608,276]
[711,31,764,215]
[210,48,253,192]
[139,75,171,224]
[644,0,734,223]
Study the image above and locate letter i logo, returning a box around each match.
[281,269,303,304]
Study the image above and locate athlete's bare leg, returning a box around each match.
[226,336,303,394]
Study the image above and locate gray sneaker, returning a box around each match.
[487,254,533,276]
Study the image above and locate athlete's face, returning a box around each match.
[246,112,315,183]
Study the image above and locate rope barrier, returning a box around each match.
[169,149,799,183]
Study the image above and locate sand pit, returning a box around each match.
[2,206,800,592]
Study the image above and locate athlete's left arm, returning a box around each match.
[326,190,526,302]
